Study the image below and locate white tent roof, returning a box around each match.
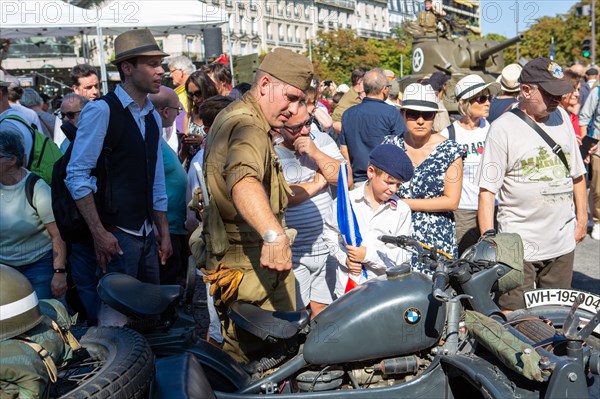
[0,0,227,39]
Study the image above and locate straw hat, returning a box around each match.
[496,64,522,93]
[400,83,441,112]
[112,29,169,65]
[454,74,499,101]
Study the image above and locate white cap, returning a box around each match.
[337,84,350,93]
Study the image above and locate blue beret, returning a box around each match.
[369,144,414,182]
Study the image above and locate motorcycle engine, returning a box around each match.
[295,355,432,391]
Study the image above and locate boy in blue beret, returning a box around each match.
[323,144,414,297]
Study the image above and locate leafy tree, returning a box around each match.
[309,29,379,84]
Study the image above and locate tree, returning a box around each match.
[309,29,379,84]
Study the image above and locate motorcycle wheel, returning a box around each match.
[508,306,600,348]
[54,327,154,399]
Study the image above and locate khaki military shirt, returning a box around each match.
[203,92,289,241]
[332,87,362,123]
[418,10,438,33]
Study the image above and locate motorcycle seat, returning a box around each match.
[98,272,182,316]
[228,301,310,341]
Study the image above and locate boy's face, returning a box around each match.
[367,166,403,203]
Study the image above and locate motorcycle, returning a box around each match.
[60,233,600,398]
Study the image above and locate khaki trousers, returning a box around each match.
[208,243,296,363]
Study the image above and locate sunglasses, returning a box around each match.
[470,95,492,104]
[404,110,436,121]
[282,115,314,135]
[188,90,203,99]
[164,105,183,115]
[60,110,81,119]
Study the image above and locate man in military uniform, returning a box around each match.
[418,0,440,35]
[202,48,313,362]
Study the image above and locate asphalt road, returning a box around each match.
[572,227,600,295]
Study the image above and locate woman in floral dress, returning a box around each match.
[384,83,464,262]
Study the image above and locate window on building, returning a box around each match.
[295,26,300,43]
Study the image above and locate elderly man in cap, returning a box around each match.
[202,48,313,362]
[476,58,588,311]
[66,29,172,326]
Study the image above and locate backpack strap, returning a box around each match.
[0,114,36,169]
[25,173,42,213]
[510,108,570,172]
[447,123,456,141]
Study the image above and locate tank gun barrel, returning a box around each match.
[475,34,523,62]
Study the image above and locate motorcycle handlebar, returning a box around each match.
[378,235,419,249]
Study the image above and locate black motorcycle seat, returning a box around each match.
[228,301,310,341]
[152,353,215,399]
[98,272,182,316]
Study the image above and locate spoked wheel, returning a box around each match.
[53,327,154,399]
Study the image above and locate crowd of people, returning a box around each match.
[1,27,599,363]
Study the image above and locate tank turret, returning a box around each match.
[399,34,523,113]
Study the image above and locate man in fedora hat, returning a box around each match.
[488,63,522,123]
[202,47,313,362]
[65,28,172,326]
[476,58,588,311]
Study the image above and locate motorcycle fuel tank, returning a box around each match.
[304,267,446,365]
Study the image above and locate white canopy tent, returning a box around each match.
[0,0,229,92]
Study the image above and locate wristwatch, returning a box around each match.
[262,230,285,243]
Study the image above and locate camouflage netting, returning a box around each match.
[487,233,524,294]
[465,310,543,382]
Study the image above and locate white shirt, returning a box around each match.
[322,184,412,296]
[440,118,490,210]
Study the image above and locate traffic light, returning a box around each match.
[582,38,592,58]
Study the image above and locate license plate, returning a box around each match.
[524,289,600,334]
[524,289,600,313]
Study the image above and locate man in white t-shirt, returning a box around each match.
[476,58,588,311]
[274,103,345,317]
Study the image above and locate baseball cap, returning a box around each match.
[518,58,574,97]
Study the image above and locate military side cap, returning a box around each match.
[258,48,313,91]
[369,144,414,182]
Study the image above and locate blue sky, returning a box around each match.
[480,0,579,37]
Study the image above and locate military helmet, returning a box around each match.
[0,265,44,341]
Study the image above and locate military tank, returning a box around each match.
[399,33,523,112]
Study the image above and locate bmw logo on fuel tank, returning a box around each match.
[404,308,422,325]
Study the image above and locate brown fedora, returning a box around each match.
[112,28,169,65]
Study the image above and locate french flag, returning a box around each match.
[337,162,368,292]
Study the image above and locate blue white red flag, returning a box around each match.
[550,37,555,61]
[337,162,368,292]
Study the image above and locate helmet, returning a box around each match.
[0,265,44,341]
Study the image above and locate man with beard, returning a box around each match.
[65,29,172,325]
[476,58,587,311]
[202,48,313,362]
